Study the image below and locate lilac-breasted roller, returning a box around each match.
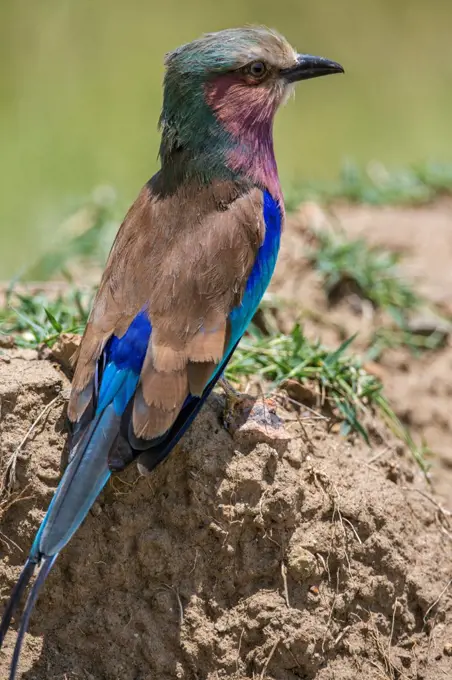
[0,27,343,678]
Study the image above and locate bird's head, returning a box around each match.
[159,27,343,190]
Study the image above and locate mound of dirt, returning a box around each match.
[269,199,452,503]
[1,351,452,680]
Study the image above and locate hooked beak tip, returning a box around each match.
[282,54,345,83]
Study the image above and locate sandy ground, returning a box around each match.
[271,197,452,504]
[1,199,452,679]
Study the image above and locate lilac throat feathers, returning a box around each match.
[204,74,283,204]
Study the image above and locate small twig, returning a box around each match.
[341,516,363,544]
[281,561,290,608]
[124,611,133,629]
[259,637,281,680]
[368,613,396,680]
[334,624,351,646]
[368,659,392,680]
[270,390,328,421]
[423,579,452,624]
[439,525,452,542]
[402,487,452,519]
[109,474,141,496]
[367,446,392,466]
[2,393,62,495]
[316,552,328,577]
[332,497,351,573]
[188,548,199,577]
[236,627,245,674]
[163,584,184,626]
[322,569,340,652]
[0,485,32,519]
[174,589,184,625]
[388,598,399,656]
[0,530,23,553]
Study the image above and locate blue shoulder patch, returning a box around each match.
[106,310,152,374]
[228,190,282,342]
[96,310,152,416]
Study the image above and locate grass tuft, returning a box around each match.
[0,285,93,347]
[305,227,449,357]
[284,160,452,210]
[1,288,428,473]
[306,229,421,326]
[226,324,429,473]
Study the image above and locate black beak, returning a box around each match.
[281,54,344,83]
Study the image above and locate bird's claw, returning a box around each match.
[218,377,254,431]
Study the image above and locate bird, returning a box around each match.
[0,26,343,679]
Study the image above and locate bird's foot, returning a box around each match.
[218,377,255,432]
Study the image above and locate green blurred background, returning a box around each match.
[1,0,451,278]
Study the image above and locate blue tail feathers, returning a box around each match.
[32,403,120,558]
[8,556,57,680]
[0,558,37,649]
[0,356,141,678]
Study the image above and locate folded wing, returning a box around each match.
[69,176,266,462]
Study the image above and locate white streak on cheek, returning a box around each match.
[280,83,295,107]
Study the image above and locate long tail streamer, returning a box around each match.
[9,556,57,680]
[0,559,37,649]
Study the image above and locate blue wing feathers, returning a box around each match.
[98,310,151,414]
[107,310,152,372]
[30,312,154,558]
[33,406,117,558]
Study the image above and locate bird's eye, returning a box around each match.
[248,61,267,79]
